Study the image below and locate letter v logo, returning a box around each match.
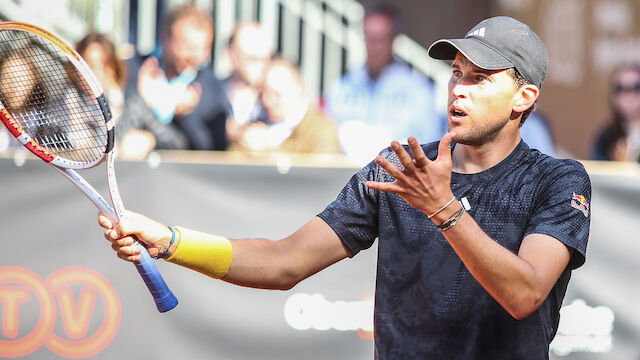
[56,287,98,339]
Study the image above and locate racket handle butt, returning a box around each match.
[135,247,179,312]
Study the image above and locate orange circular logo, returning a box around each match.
[0,266,121,358]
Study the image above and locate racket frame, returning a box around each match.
[0,21,178,312]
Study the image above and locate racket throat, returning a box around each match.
[54,167,116,221]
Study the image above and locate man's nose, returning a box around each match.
[450,81,468,99]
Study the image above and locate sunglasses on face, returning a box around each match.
[613,82,640,94]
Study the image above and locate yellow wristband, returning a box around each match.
[164,226,233,279]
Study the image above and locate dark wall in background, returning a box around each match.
[358,0,491,49]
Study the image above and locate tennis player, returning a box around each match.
[100,16,590,359]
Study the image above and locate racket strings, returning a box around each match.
[0,29,107,163]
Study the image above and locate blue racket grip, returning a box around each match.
[134,246,179,312]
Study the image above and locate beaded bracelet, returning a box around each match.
[157,225,177,259]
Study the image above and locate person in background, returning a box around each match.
[76,33,188,159]
[592,63,640,162]
[0,50,45,154]
[224,21,273,143]
[0,51,41,112]
[128,4,232,151]
[231,59,341,154]
[324,3,443,165]
[0,46,104,157]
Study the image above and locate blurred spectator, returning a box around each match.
[76,33,188,160]
[0,46,104,156]
[127,4,232,150]
[0,50,43,154]
[231,59,341,154]
[521,111,556,156]
[224,21,273,143]
[593,63,640,162]
[324,3,443,165]
[0,50,42,112]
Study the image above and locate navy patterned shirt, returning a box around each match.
[318,140,591,359]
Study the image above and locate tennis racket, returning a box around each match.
[0,21,178,312]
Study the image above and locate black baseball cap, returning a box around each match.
[428,16,548,88]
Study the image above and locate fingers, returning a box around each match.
[140,56,159,73]
[374,137,429,183]
[113,246,142,262]
[99,210,155,263]
[118,253,142,262]
[390,141,414,170]
[375,155,405,180]
[408,137,429,168]
[104,227,118,242]
[109,234,141,262]
[437,132,456,164]
[390,137,434,170]
[98,213,113,229]
[101,213,141,262]
[114,235,137,248]
[366,180,402,193]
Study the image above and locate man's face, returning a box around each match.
[229,25,272,87]
[363,14,394,75]
[447,53,519,146]
[164,18,212,74]
[262,64,298,122]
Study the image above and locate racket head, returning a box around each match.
[0,21,113,169]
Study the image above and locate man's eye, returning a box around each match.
[474,75,487,82]
[452,70,462,77]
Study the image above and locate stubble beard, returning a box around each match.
[450,116,510,146]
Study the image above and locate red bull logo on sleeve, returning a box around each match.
[571,193,589,217]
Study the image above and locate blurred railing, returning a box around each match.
[0,0,450,109]
[206,0,450,108]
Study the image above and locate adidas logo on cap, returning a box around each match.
[467,27,486,38]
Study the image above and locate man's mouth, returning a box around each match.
[449,107,467,118]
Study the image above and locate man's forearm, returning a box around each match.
[433,205,571,319]
[166,217,350,291]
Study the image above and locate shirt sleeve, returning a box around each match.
[524,159,591,269]
[317,159,381,256]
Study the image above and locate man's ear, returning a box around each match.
[513,84,539,113]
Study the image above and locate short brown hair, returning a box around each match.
[506,67,535,126]
[76,33,127,88]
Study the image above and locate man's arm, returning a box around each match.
[434,209,572,319]
[100,213,351,290]
[226,217,351,289]
[366,134,573,319]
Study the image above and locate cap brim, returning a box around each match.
[428,38,513,70]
